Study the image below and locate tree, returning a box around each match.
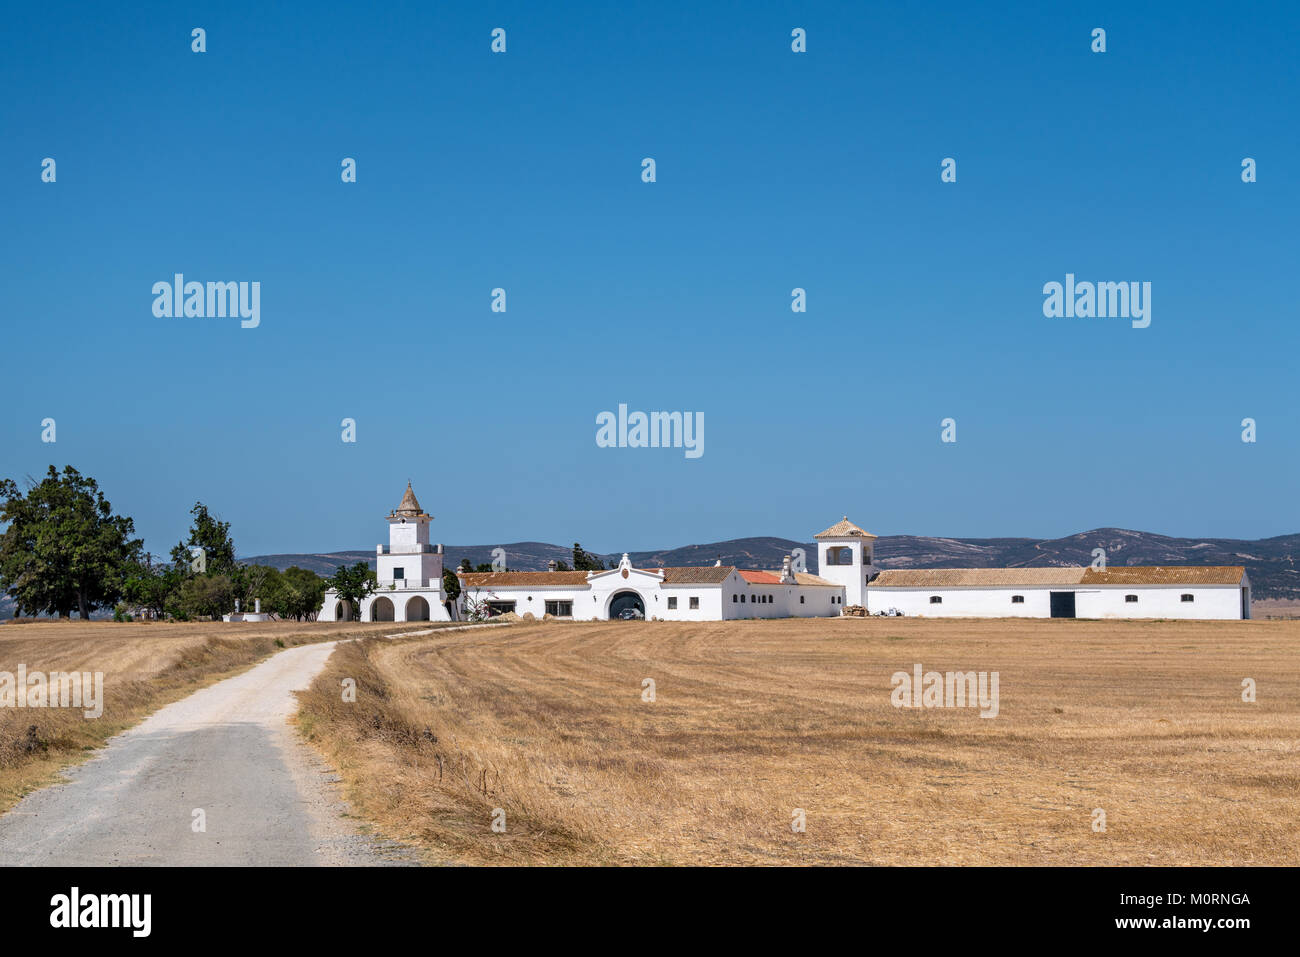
[176,573,235,620]
[169,502,237,576]
[572,543,606,572]
[273,566,326,621]
[122,553,184,619]
[442,567,461,602]
[327,561,376,621]
[0,466,143,618]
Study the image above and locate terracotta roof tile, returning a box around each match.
[814,517,876,539]
[661,566,735,584]
[459,571,592,588]
[738,570,781,584]
[1080,566,1245,586]
[871,566,1246,588]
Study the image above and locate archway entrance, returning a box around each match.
[609,590,645,620]
[406,596,430,621]
[371,596,395,622]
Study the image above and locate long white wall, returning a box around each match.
[867,584,1248,620]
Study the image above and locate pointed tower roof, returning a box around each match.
[814,516,876,539]
[387,481,432,521]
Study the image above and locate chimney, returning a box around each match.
[714,557,722,567]
[436,543,444,554]
[547,559,558,572]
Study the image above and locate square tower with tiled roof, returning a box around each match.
[814,516,877,607]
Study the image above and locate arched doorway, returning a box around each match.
[608,590,645,620]
[334,600,353,622]
[371,596,395,622]
[406,596,430,621]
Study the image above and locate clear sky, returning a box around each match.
[2,1,1296,557]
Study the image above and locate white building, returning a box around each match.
[458,551,846,621]
[866,567,1251,620]
[318,483,454,623]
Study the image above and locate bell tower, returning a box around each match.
[377,482,443,590]
[814,516,877,607]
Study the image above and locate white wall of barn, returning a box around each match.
[866,583,1248,620]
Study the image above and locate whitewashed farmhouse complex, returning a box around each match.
[318,486,1252,622]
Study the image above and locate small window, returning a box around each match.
[733,594,738,603]
[1181,594,1194,602]
[930,596,942,604]
[741,594,746,602]
[799,595,805,604]
[1125,594,1138,603]
[1011,595,1024,604]
[689,596,699,609]
[667,597,677,609]
[393,567,405,580]
[544,600,573,617]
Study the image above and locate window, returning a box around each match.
[826,546,854,566]
[1011,595,1024,604]
[799,595,805,604]
[392,567,405,580]
[1181,594,1194,602]
[733,594,738,603]
[667,597,678,609]
[1125,594,1138,603]
[689,596,699,609]
[544,600,573,617]
[741,594,746,602]
[863,551,872,564]
[487,600,516,616]
[930,596,942,604]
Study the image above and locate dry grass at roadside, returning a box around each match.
[295,616,1300,865]
[0,619,400,811]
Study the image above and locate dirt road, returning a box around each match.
[0,639,410,866]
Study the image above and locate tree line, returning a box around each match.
[0,466,335,621]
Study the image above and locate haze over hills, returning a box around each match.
[240,528,1300,600]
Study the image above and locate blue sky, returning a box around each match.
[2,0,1296,557]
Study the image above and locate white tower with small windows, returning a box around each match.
[814,517,877,608]
[318,482,452,623]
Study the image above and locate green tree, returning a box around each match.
[276,566,326,621]
[572,543,605,572]
[442,567,461,602]
[176,573,235,620]
[0,466,142,618]
[326,561,376,621]
[169,502,237,576]
[122,553,184,619]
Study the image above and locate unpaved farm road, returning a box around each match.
[0,638,415,866]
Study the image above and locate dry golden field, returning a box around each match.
[298,616,1300,866]
[0,619,398,809]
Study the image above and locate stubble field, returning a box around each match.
[298,616,1300,865]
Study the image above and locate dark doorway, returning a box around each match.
[1049,591,1076,619]
[609,591,645,620]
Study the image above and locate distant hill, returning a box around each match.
[236,528,1300,600]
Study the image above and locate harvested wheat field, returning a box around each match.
[297,616,1300,866]
[0,619,399,809]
